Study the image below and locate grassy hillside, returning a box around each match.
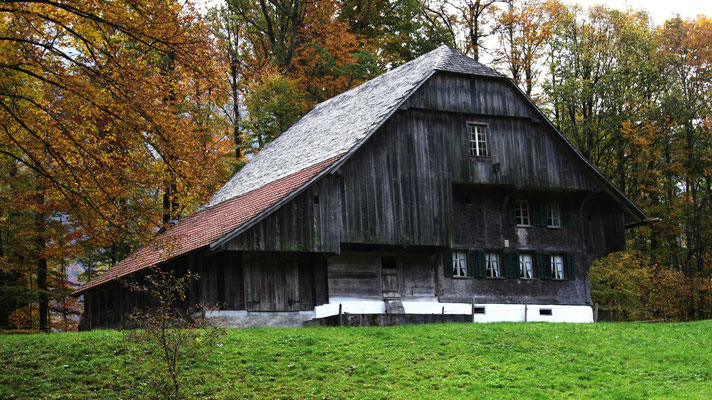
[1,321,711,399]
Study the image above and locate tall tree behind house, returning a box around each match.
[494,0,563,97]
[544,7,712,320]
[219,0,384,156]
[421,0,504,61]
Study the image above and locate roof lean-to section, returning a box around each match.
[73,156,340,295]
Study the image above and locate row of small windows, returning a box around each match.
[510,199,571,228]
[465,124,573,228]
[446,249,575,281]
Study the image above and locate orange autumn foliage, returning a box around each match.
[1,0,233,330]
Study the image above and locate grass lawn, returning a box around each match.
[1,321,711,399]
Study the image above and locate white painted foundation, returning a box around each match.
[315,298,593,323]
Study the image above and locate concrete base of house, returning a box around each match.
[203,310,316,328]
[313,299,594,324]
[202,300,593,327]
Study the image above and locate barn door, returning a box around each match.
[244,253,299,311]
[380,256,400,298]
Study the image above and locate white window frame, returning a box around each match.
[547,201,561,227]
[452,250,468,278]
[486,252,500,278]
[519,253,534,279]
[515,200,530,226]
[467,123,489,157]
[551,254,565,280]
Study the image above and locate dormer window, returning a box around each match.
[467,123,489,157]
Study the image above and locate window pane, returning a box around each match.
[519,254,533,278]
[550,254,564,279]
[453,251,468,277]
[516,200,530,226]
[547,202,561,227]
[468,124,488,157]
[486,253,500,277]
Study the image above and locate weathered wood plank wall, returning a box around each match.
[226,175,342,253]
[225,73,610,252]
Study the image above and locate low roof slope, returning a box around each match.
[74,156,340,295]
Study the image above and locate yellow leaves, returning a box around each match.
[1,0,232,251]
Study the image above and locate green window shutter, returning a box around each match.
[562,202,572,228]
[478,250,487,278]
[531,200,546,227]
[530,200,540,226]
[469,249,486,278]
[536,252,551,279]
[566,253,576,281]
[503,250,519,278]
[444,249,453,277]
[508,200,517,225]
[540,201,549,227]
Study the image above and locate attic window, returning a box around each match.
[467,123,489,157]
[313,195,320,205]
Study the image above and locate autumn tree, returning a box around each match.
[543,6,662,185]
[494,0,562,97]
[422,0,505,61]
[339,0,455,66]
[209,3,245,161]
[653,16,712,319]
[214,0,386,160]
[545,7,712,321]
[0,0,232,331]
[241,71,306,152]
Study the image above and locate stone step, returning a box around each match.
[384,298,405,314]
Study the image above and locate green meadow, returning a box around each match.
[2,321,711,399]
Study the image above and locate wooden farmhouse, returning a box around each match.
[75,46,650,328]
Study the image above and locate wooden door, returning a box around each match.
[244,252,299,311]
[380,256,400,298]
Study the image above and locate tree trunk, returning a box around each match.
[35,189,48,332]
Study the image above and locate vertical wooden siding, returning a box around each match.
[226,72,613,251]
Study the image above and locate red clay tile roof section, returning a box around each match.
[73,155,342,295]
